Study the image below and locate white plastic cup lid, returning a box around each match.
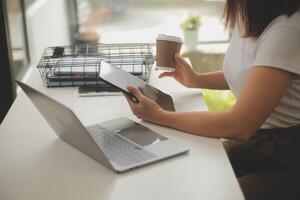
[156,34,183,44]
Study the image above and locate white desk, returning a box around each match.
[0,68,244,200]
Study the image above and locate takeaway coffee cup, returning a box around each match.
[156,34,183,70]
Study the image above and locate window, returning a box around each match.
[6,0,29,80]
[76,0,227,43]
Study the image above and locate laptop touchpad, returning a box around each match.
[117,125,167,147]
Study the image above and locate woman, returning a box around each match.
[124,0,300,199]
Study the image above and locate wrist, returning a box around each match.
[189,72,201,88]
[154,109,172,126]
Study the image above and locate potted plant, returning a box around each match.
[180,15,202,50]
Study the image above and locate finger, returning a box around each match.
[127,85,145,100]
[122,92,131,99]
[123,92,134,106]
[123,92,139,106]
[175,54,190,68]
[122,92,131,102]
[123,93,139,114]
[159,71,175,79]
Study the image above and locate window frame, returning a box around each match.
[0,0,16,123]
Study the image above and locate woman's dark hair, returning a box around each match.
[224,0,300,37]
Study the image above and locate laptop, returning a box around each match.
[16,80,189,173]
[99,61,176,112]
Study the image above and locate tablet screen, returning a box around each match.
[99,61,175,112]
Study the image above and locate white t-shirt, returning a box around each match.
[223,10,300,129]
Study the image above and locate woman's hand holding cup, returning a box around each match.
[159,54,198,88]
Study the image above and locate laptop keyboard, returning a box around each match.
[87,125,156,167]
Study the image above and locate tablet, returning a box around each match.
[99,61,175,112]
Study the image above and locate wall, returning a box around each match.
[26,0,71,66]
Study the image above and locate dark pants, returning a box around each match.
[224,126,300,200]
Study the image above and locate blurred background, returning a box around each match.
[6,0,227,79]
[2,0,234,123]
[75,0,227,43]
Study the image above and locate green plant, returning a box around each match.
[180,15,202,31]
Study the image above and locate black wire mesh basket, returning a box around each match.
[37,43,154,94]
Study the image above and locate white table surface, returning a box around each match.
[0,67,244,200]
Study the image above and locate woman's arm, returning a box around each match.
[192,71,230,90]
[159,54,229,90]
[126,66,291,141]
